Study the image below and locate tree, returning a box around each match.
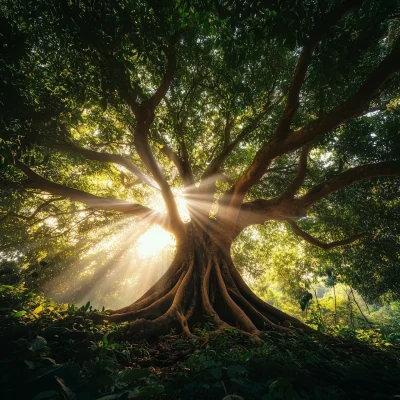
[1,0,399,338]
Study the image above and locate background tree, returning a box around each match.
[0,0,399,338]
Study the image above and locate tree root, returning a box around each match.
[88,246,315,339]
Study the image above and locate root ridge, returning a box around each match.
[91,244,314,338]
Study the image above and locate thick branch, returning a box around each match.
[117,33,184,232]
[233,198,281,236]
[134,121,184,233]
[280,143,313,199]
[201,107,271,182]
[284,36,400,152]
[151,131,194,186]
[225,37,400,218]
[118,32,184,231]
[233,160,400,236]
[51,142,158,189]
[96,30,180,118]
[275,0,364,137]
[223,111,235,149]
[162,95,197,187]
[297,160,400,210]
[14,162,172,231]
[285,219,372,249]
[148,32,181,110]
[178,136,195,186]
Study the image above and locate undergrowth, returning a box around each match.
[1,283,400,399]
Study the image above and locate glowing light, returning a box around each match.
[43,218,176,310]
[176,194,190,222]
[136,226,175,259]
[149,189,191,222]
[45,217,58,228]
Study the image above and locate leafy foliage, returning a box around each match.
[0,0,400,396]
[1,285,400,399]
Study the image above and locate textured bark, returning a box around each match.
[93,223,313,338]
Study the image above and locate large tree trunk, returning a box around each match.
[99,223,312,338]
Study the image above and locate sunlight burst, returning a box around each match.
[149,190,191,222]
[136,226,175,259]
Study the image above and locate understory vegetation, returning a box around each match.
[1,281,400,400]
[1,0,400,398]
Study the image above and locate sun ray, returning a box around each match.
[136,226,175,259]
[42,212,177,309]
[40,187,231,310]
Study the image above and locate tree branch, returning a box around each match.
[233,198,281,236]
[134,119,185,232]
[0,197,65,223]
[284,36,400,152]
[297,160,400,211]
[275,0,364,138]
[223,110,235,149]
[148,32,181,110]
[13,161,172,231]
[280,143,313,199]
[231,160,400,237]
[12,197,66,221]
[201,100,277,182]
[50,141,158,190]
[151,130,194,186]
[28,208,92,225]
[285,219,372,250]
[224,36,400,220]
[178,135,195,186]
[161,94,197,187]
[118,32,184,233]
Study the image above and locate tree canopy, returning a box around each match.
[0,0,400,329]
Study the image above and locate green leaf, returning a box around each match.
[33,305,43,314]
[30,365,64,382]
[29,336,47,352]
[13,310,27,318]
[102,332,109,347]
[42,357,57,365]
[0,285,15,292]
[25,359,35,369]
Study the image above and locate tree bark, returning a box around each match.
[93,222,313,338]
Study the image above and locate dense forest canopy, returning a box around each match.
[0,0,400,337]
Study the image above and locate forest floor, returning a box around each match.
[1,284,400,400]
